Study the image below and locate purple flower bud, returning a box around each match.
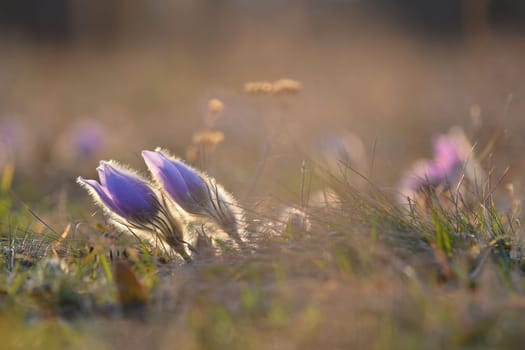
[78,161,157,221]
[143,149,246,244]
[142,150,209,214]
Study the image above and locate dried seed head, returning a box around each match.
[243,82,259,94]
[244,79,302,95]
[207,98,224,115]
[192,130,224,147]
[272,79,302,95]
[205,98,225,128]
[244,81,273,95]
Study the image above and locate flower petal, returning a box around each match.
[142,151,192,205]
[98,162,157,218]
[77,176,123,216]
[433,136,460,170]
[172,159,209,201]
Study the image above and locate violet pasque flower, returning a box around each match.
[77,161,158,222]
[78,161,194,262]
[398,134,463,204]
[142,149,245,243]
[142,150,209,214]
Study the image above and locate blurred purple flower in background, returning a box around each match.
[398,133,462,204]
[0,118,36,173]
[69,120,106,159]
[78,161,158,222]
[0,119,22,152]
[433,135,461,175]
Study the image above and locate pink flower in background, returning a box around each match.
[433,136,461,178]
[398,133,462,203]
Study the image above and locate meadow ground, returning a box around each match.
[1,23,525,349]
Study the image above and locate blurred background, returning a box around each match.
[1,1,524,42]
[1,0,525,200]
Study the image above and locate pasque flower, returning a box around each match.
[398,134,462,204]
[78,148,246,260]
[142,149,245,244]
[78,161,157,221]
[77,161,191,261]
[142,150,208,214]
